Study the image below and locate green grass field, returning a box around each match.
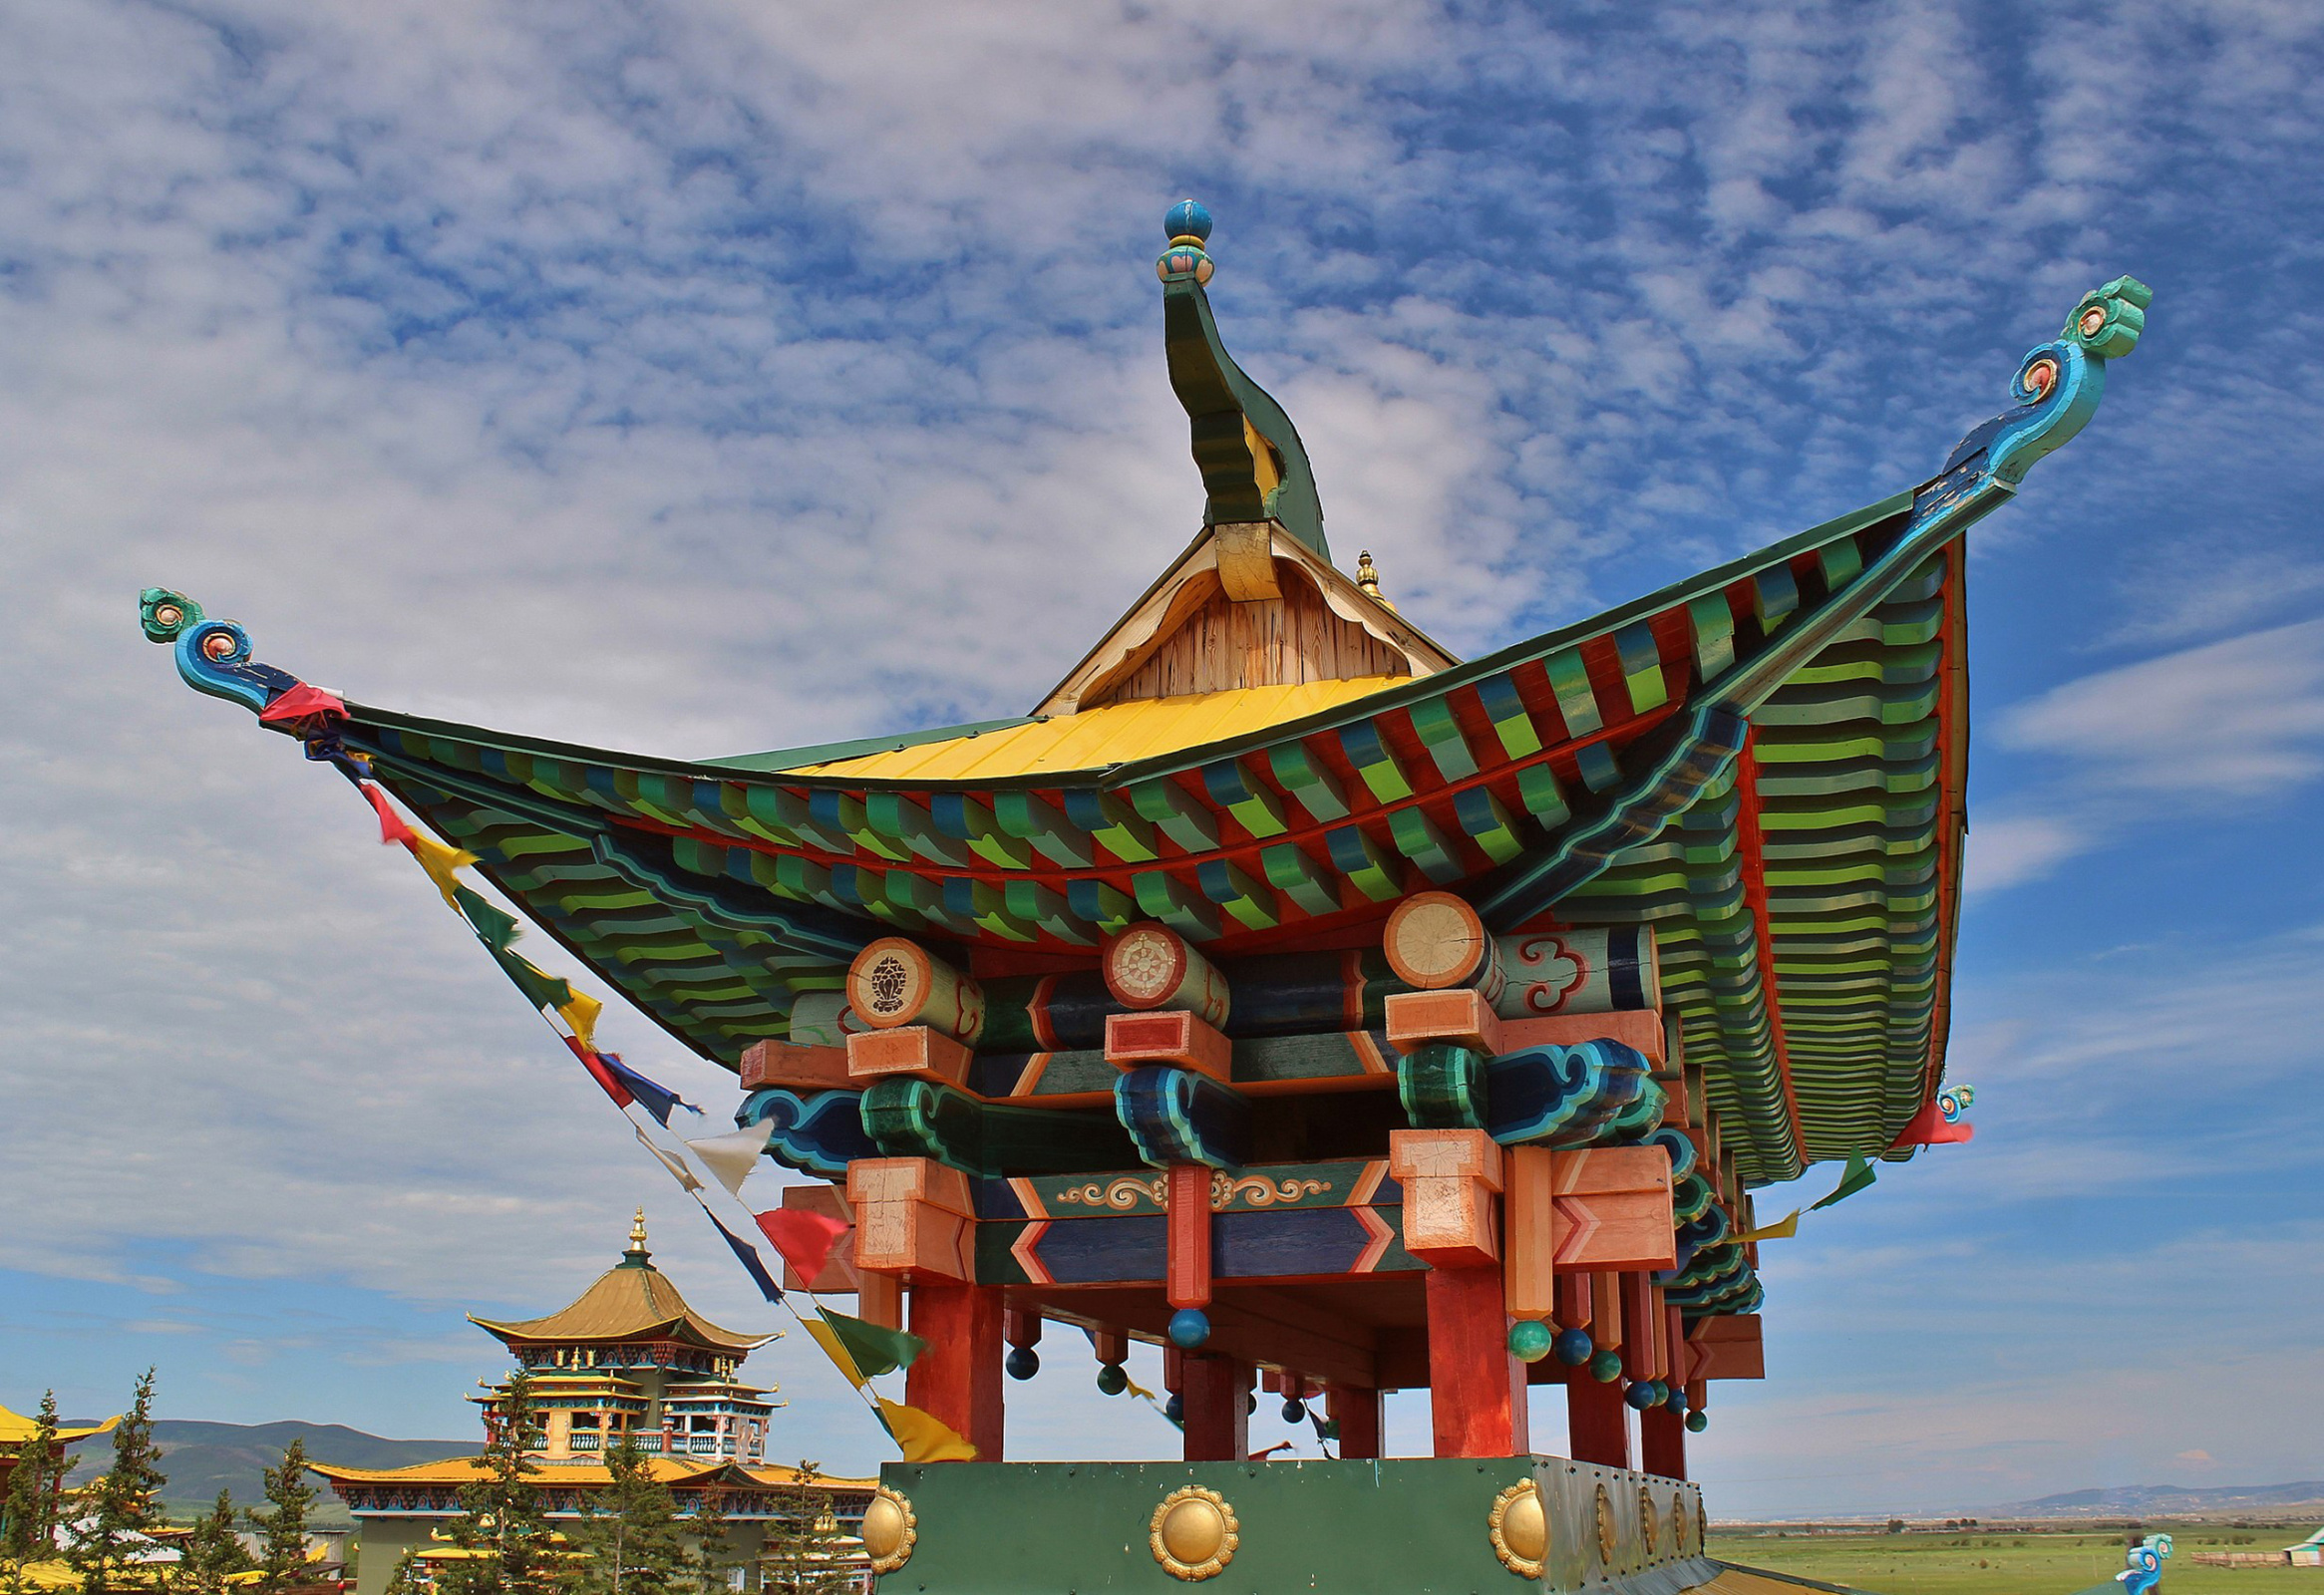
[1707,1526,2319,1595]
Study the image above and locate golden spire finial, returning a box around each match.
[1356,550,1394,610]
[626,1207,650,1261]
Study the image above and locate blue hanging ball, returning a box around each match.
[1165,198,1213,242]
[1167,1308,1211,1349]
[1097,1363,1129,1397]
[1685,1409,1708,1434]
[1508,1320,1554,1364]
[1281,1398,1306,1424]
[1589,1350,1624,1384]
[1625,1381,1658,1412]
[1664,1384,1687,1412]
[1553,1328,1594,1367]
[1649,1380,1670,1406]
[1164,1394,1183,1424]
[1005,1347,1039,1382]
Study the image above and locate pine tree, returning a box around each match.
[182,1489,254,1594]
[442,1369,559,1595]
[71,1369,166,1595]
[572,1440,691,1595]
[753,1465,840,1595]
[687,1484,732,1595]
[1,1391,65,1566]
[246,1439,318,1592]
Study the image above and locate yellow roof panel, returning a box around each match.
[794,678,1405,782]
[0,1405,120,1445]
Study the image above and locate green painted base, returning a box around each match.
[871,1454,1707,1595]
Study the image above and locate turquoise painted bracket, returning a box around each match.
[736,1086,877,1176]
[1157,201,1329,559]
[1113,1063,1250,1169]
[140,587,304,714]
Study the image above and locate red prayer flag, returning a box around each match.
[1888,1101,1976,1149]
[756,1207,849,1285]
[258,683,348,725]
[565,1035,635,1111]
[359,783,417,846]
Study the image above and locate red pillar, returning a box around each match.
[1567,1370,1631,1468]
[1641,1405,1687,1480]
[1424,1264,1529,1457]
[905,1282,1005,1460]
[1326,1384,1383,1459]
[1181,1353,1249,1461]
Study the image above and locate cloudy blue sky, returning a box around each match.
[4,0,2320,1520]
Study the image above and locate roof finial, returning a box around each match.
[1356,550,1395,610]
[625,1207,650,1264]
[1157,199,1215,286]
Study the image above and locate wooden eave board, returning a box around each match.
[342,484,1964,1167]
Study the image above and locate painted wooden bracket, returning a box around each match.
[846,1026,975,1088]
[1396,1042,1489,1130]
[1166,1161,1214,1308]
[1388,1127,1504,1267]
[1550,1145,1677,1271]
[1686,1313,1766,1380]
[845,1156,975,1283]
[738,1039,852,1092]
[1503,1143,1556,1320]
[1105,1009,1232,1082]
[737,1086,878,1178]
[1385,988,1504,1056]
[859,1077,1142,1178]
[1115,1065,1251,1169]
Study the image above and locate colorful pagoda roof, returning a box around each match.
[140,206,2151,1189]
[469,1214,767,1353]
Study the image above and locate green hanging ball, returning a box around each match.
[1685,1410,1708,1434]
[1508,1320,1554,1363]
[1096,1363,1129,1397]
[1589,1350,1623,1384]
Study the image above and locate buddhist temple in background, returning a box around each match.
[149,200,2152,1594]
[312,1216,869,1595]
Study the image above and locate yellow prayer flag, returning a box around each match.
[1123,1378,1158,1403]
[407,832,479,907]
[805,1318,869,1390]
[1735,1208,1801,1243]
[876,1399,978,1463]
[558,989,604,1052]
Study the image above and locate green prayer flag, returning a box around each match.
[491,945,572,1012]
[1808,1148,1877,1211]
[455,885,520,952]
[818,1307,926,1379]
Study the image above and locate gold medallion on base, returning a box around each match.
[1150,1484,1239,1581]
[859,1484,917,1574]
[1488,1479,1547,1578]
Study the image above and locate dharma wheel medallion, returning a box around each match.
[1487,1479,1546,1579]
[1150,1485,1238,1581]
[858,1484,917,1574]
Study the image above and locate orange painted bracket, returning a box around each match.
[847,1025,975,1087]
[1385,989,1504,1056]
[1166,1162,1214,1309]
[1550,1145,1677,1270]
[845,1157,975,1282]
[1688,1313,1766,1380]
[1389,1127,1504,1266]
[740,1040,853,1092]
[1105,1009,1232,1082]
[1495,1008,1667,1066]
[1502,1144,1557,1319]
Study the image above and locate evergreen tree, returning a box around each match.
[182,1490,254,1595]
[72,1369,166,1595]
[246,1439,317,1593]
[441,1370,559,1595]
[1,1391,65,1565]
[686,1485,732,1595]
[572,1441,690,1595]
[753,1465,840,1595]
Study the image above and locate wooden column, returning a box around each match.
[1325,1384,1382,1459]
[1180,1354,1249,1462]
[1423,1264,1529,1458]
[1641,1405,1687,1480]
[905,1283,1006,1461]
[1166,1162,1214,1309]
[1567,1368,1631,1468]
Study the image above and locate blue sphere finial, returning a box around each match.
[1167,1307,1211,1349]
[1165,199,1213,242]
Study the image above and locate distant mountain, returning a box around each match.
[70,1421,473,1526]
[1996,1482,2324,1518]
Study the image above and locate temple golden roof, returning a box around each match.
[468,1213,769,1354]
[309,1457,869,1489]
[0,1404,120,1446]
